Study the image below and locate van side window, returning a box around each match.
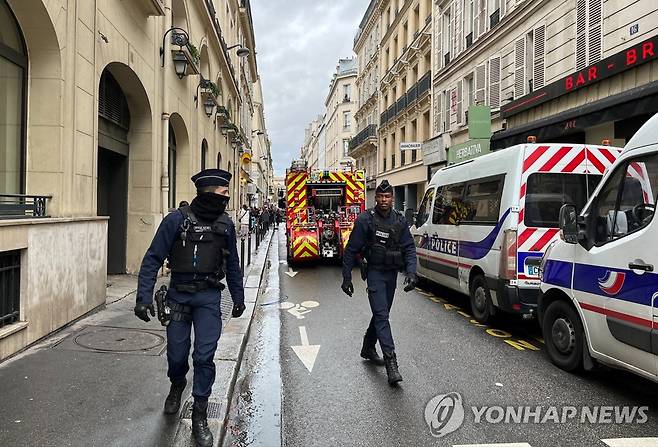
[524,173,602,228]
[592,154,658,245]
[432,183,466,224]
[462,176,504,224]
[416,188,435,227]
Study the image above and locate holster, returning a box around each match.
[154,285,170,326]
[359,259,368,281]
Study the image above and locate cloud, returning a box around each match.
[252,0,366,175]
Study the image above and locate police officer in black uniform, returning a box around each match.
[134,168,246,447]
[341,180,417,385]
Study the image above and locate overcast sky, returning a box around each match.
[252,1,367,176]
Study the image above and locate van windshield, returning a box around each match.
[524,173,602,228]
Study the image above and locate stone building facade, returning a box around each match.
[0,0,270,361]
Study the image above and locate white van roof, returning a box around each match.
[625,112,658,152]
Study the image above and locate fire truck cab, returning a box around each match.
[285,160,366,263]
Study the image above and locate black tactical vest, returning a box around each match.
[365,209,405,270]
[168,206,231,277]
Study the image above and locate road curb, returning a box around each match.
[172,230,275,447]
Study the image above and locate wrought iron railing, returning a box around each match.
[0,194,51,218]
[349,124,377,151]
[379,71,432,126]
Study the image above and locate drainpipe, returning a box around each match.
[160,0,172,215]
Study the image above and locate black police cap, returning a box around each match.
[191,168,232,188]
[376,180,393,194]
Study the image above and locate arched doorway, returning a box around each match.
[0,0,26,195]
[98,70,129,274]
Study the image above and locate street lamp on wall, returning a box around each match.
[194,79,216,117]
[160,27,189,71]
[226,44,250,58]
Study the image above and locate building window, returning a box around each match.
[343,111,351,131]
[0,1,27,195]
[343,84,351,101]
[201,139,208,170]
[442,9,452,64]
[343,139,349,157]
[0,250,21,328]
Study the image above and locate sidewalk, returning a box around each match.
[0,229,274,447]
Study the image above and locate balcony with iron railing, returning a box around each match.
[379,71,431,126]
[348,124,377,152]
[0,194,52,219]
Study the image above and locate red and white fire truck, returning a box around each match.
[285,160,366,264]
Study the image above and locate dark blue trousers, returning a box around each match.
[166,287,222,401]
[364,269,398,354]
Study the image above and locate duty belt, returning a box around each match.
[172,280,210,293]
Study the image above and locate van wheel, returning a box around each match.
[470,275,494,324]
[542,300,584,372]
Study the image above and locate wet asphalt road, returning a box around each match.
[267,227,658,447]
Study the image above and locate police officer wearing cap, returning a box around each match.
[341,179,417,385]
[134,168,245,447]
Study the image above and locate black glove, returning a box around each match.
[232,302,246,318]
[341,277,354,297]
[403,273,418,292]
[134,302,155,322]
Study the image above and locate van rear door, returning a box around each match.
[575,150,658,376]
[518,145,618,285]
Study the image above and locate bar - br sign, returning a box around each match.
[400,142,422,151]
[448,139,490,165]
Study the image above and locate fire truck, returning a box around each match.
[285,160,366,264]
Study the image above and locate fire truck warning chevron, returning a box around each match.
[285,159,366,264]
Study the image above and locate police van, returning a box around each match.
[412,142,622,323]
[538,114,658,381]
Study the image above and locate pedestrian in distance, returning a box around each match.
[134,168,246,447]
[341,179,418,386]
[239,204,250,239]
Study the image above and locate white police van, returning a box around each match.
[412,142,621,323]
[538,114,658,381]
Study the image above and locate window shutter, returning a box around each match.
[450,86,458,128]
[533,25,546,89]
[444,90,450,132]
[434,88,442,134]
[434,4,442,71]
[514,37,526,98]
[473,0,481,40]
[588,0,602,65]
[454,0,463,55]
[478,0,487,38]
[457,80,464,125]
[449,2,456,59]
[489,56,501,109]
[575,0,587,70]
[475,63,486,105]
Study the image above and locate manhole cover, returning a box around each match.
[74,328,165,352]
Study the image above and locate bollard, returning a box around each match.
[256,227,260,249]
[240,237,245,274]
[247,231,252,265]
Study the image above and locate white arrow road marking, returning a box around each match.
[291,326,320,373]
[284,266,298,277]
[602,439,658,447]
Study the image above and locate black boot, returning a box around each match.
[360,336,385,366]
[383,351,403,385]
[163,379,187,414]
[191,400,213,447]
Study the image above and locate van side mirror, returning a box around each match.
[559,204,578,244]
